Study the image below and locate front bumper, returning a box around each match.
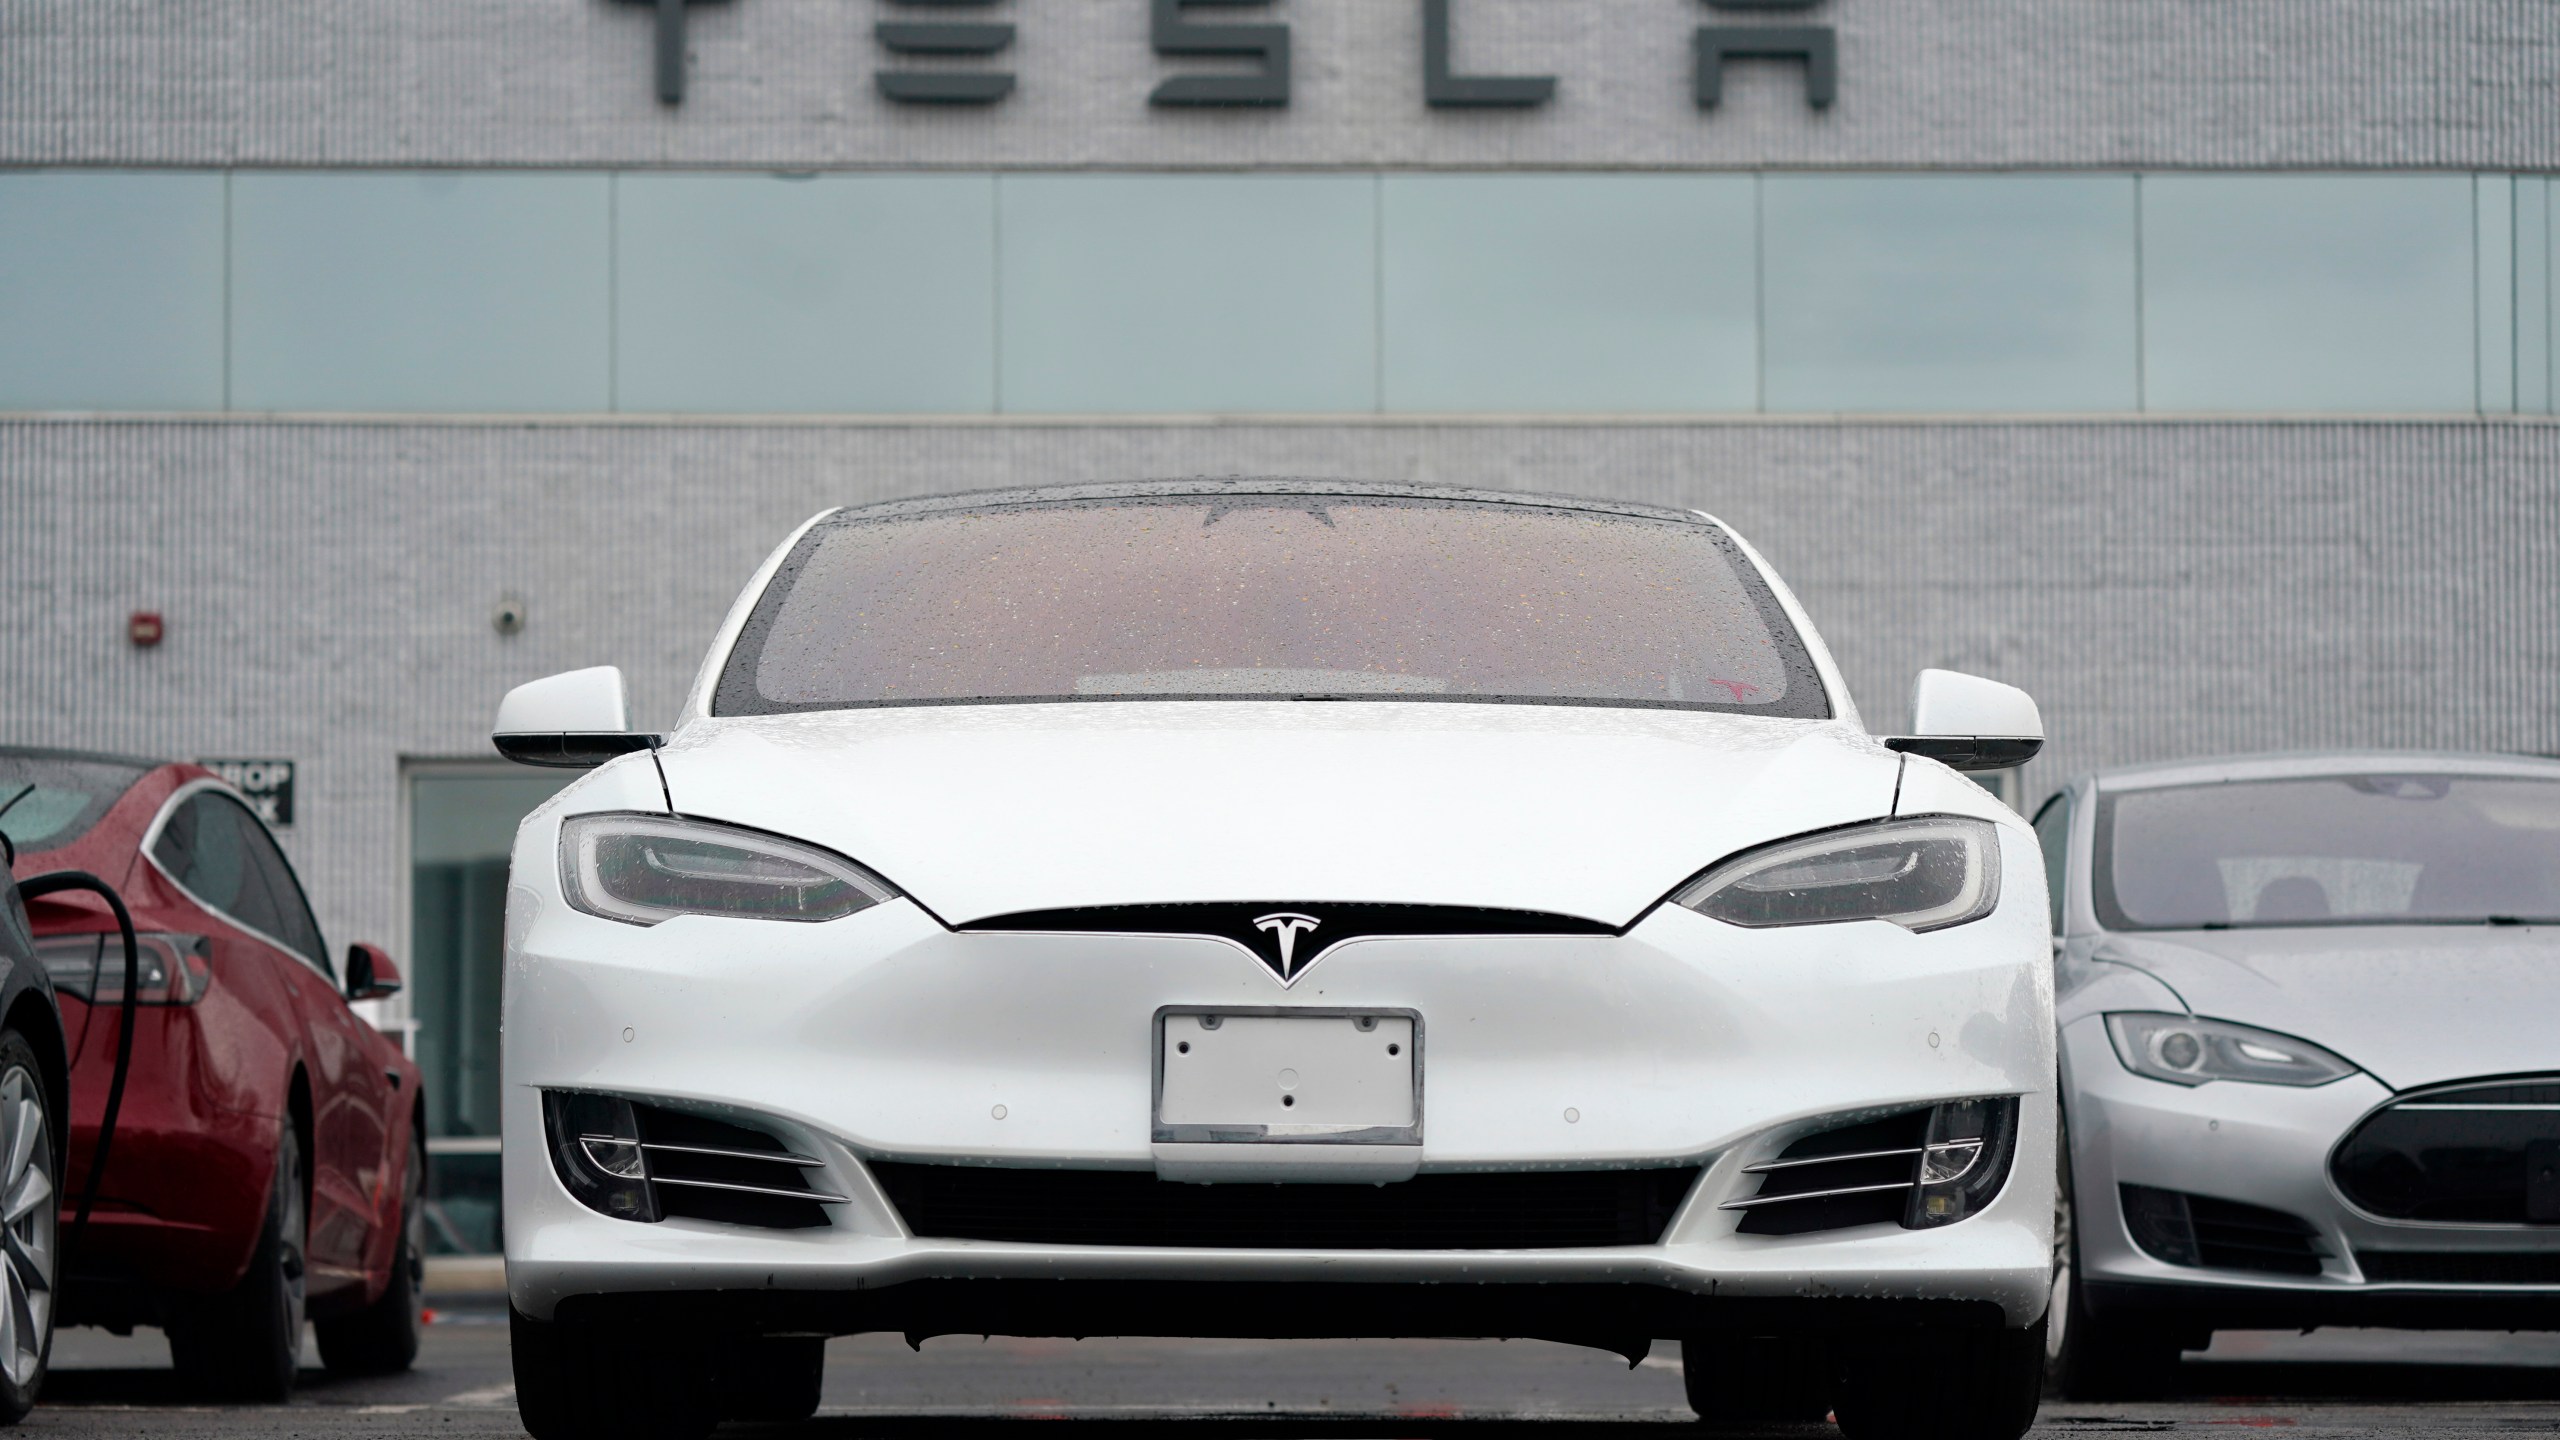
[2062,1015,2560,1331]
[502,849,2058,1332]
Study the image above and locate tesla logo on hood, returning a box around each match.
[1252,913,1322,979]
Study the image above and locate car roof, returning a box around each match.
[2085,750,2560,793]
[824,479,1707,527]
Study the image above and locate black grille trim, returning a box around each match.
[2332,1074,2560,1225]
[964,902,1616,983]
[638,1105,841,1230]
[2358,1250,2560,1285]
[1730,1111,1928,1236]
[871,1162,1699,1249]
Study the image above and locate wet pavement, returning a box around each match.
[26,1309,2560,1437]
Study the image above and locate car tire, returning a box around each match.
[717,1334,825,1422]
[512,1305,715,1440]
[1681,1334,1832,1425]
[2046,1116,2186,1400]
[0,1036,60,1426]
[1832,1322,2044,1440]
[169,1125,307,1402]
[315,1133,425,1376]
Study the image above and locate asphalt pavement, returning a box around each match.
[26,1308,2560,1437]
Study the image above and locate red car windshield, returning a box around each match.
[0,752,149,855]
[716,494,1828,718]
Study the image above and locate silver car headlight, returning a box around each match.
[1672,816,2001,933]
[559,813,899,927]
[2104,1012,2358,1088]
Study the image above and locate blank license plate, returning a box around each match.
[1156,1010,1419,1143]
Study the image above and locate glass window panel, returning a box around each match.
[1381,175,1757,413]
[2477,177,2515,414]
[617,174,995,414]
[2520,177,2552,417]
[1762,174,2139,413]
[2142,174,2476,414]
[999,174,1377,414]
[0,172,225,410]
[410,770,573,1145]
[232,796,329,970]
[231,172,610,412]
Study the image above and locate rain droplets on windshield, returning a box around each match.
[716,494,1829,718]
[2097,774,2560,930]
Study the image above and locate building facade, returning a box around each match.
[4,1,2557,1219]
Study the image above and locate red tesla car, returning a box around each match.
[0,748,423,1399]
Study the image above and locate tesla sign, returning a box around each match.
[618,0,1837,110]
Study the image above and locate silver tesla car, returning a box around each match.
[2038,751,2560,1397]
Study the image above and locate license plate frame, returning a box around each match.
[1152,1006,1423,1146]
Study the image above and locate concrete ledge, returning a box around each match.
[426,1255,508,1300]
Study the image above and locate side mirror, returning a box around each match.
[1884,668,2044,772]
[493,666,662,769]
[346,942,403,1001]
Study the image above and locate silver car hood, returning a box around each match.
[2091,926,2560,1091]
[654,702,1899,927]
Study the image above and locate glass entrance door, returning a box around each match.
[408,765,574,1254]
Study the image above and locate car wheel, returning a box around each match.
[717,1334,825,1422]
[315,1133,425,1375]
[169,1125,307,1402]
[512,1305,714,1440]
[2045,1117,2185,1400]
[1832,1322,2044,1440]
[0,1038,59,1426]
[1681,1334,1832,1425]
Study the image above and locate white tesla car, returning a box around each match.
[2040,752,2560,1397]
[491,482,2055,1440]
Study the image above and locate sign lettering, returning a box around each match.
[615,0,732,106]
[1696,0,1837,109]
[619,1,1842,114]
[1151,0,1291,108]
[200,759,297,829]
[1424,0,1555,109]
[877,0,1017,104]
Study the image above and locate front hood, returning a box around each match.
[2093,927,2560,1091]
[652,702,1898,927]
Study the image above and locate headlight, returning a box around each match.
[1672,816,2001,933]
[2104,1012,2357,1088]
[559,813,899,927]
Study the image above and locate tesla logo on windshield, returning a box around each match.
[1252,913,1322,980]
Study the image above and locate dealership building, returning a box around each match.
[3,0,2556,1248]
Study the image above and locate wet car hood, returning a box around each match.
[652,702,1900,927]
[2091,926,2560,1091]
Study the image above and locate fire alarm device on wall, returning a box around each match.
[128,611,165,648]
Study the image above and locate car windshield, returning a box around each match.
[715,494,1827,717]
[0,753,148,855]
[2095,774,2560,930]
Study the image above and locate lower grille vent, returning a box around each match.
[2358,1250,2560,1285]
[639,1106,840,1230]
[1727,1111,1929,1236]
[871,1162,1699,1249]
[2123,1184,2327,1276]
